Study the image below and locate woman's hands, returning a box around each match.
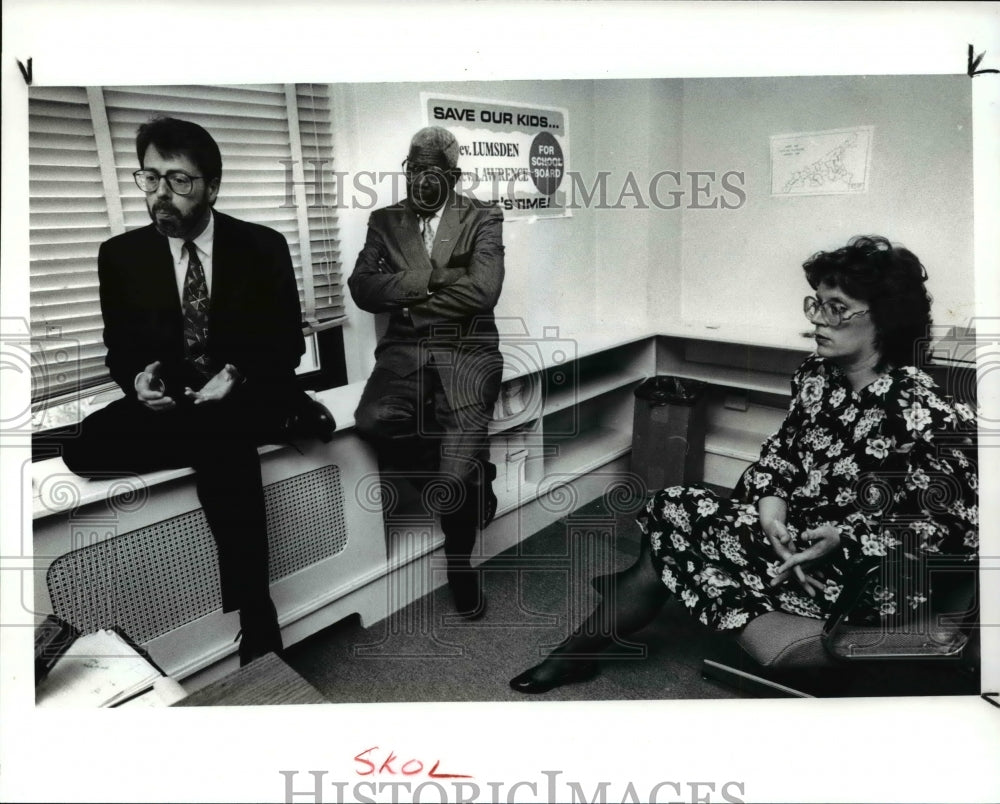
[770,525,841,593]
[758,496,828,598]
[762,520,827,597]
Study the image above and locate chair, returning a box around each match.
[701,555,979,698]
[701,454,980,698]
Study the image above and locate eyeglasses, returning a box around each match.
[401,160,450,179]
[133,170,204,196]
[803,296,870,327]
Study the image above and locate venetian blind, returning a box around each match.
[28,86,115,400]
[296,83,342,322]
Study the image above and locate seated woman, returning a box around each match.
[510,234,979,694]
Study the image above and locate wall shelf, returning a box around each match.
[544,426,633,478]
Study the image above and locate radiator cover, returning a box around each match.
[46,465,347,643]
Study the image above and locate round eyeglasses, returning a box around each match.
[133,170,204,196]
[401,160,450,179]
[803,296,870,327]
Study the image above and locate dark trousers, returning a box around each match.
[354,365,496,567]
[61,389,277,613]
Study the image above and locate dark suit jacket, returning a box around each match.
[98,210,305,407]
[348,193,505,410]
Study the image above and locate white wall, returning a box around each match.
[677,75,974,334]
[330,75,974,382]
[593,79,685,329]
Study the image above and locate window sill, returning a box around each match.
[33,384,125,433]
[303,316,346,334]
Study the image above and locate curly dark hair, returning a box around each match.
[136,116,222,182]
[803,235,933,369]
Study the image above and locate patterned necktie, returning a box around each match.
[182,241,212,378]
[421,215,436,256]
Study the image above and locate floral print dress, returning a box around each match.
[638,355,978,631]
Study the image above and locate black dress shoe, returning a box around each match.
[447,570,487,620]
[237,599,283,667]
[457,598,487,621]
[281,392,336,443]
[509,658,599,694]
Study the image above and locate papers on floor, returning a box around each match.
[35,629,177,708]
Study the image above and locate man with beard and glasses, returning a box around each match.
[62,116,305,666]
[349,126,505,619]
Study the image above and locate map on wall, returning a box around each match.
[770,126,873,196]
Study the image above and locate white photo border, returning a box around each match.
[2,2,999,802]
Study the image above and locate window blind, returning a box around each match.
[28,84,343,407]
[28,86,115,399]
[295,83,343,323]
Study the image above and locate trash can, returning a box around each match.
[631,376,707,491]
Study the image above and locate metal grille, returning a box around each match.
[265,465,347,579]
[46,465,347,643]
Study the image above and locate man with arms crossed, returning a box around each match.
[350,126,505,619]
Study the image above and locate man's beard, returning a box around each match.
[147,197,210,238]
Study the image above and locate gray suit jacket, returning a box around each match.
[349,193,505,410]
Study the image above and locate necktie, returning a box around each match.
[421,215,436,256]
[182,241,212,378]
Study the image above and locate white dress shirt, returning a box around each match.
[167,209,215,303]
[134,211,217,391]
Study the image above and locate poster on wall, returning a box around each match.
[421,93,570,219]
[770,125,874,196]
